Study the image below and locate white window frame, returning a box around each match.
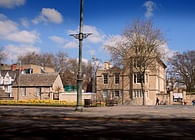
[37,88,41,96]
[133,89,143,98]
[22,88,26,96]
[103,90,107,98]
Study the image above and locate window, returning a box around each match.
[134,59,141,68]
[103,74,108,84]
[37,88,41,96]
[115,73,119,84]
[115,90,119,97]
[146,73,148,83]
[134,73,144,83]
[103,90,107,98]
[22,88,26,96]
[133,90,143,98]
[110,90,113,99]
[5,86,8,92]
[24,69,33,74]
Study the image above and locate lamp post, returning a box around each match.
[70,0,91,111]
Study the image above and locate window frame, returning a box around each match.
[134,73,144,84]
[22,88,26,96]
[115,90,119,97]
[37,87,41,96]
[115,73,120,84]
[103,74,108,84]
[103,90,108,98]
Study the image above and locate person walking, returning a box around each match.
[156,97,159,105]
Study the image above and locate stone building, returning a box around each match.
[12,73,64,100]
[96,59,167,105]
[0,64,55,74]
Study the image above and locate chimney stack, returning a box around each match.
[104,61,108,70]
[11,64,16,71]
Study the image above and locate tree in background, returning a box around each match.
[168,50,195,92]
[105,19,166,105]
[0,47,7,64]
[17,52,98,92]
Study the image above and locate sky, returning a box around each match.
[0,0,195,64]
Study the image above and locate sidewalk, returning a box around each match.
[0,105,195,121]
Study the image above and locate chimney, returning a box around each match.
[11,64,16,71]
[108,61,112,69]
[104,61,109,70]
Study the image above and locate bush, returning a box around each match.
[0,100,78,106]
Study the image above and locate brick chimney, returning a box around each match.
[11,64,16,71]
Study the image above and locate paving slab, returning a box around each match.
[0,105,195,121]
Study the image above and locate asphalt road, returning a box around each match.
[0,116,195,140]
[1,105,195,140]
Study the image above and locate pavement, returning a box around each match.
[1,105,195,121]
[1,105,195,139]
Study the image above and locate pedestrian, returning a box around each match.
[192,100,195,106]
[156,97,159,105]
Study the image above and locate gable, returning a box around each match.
[13,73,59,87]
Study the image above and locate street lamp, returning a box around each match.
[70,0,92,111]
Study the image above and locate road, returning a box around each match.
[0,105,195,139]
[1,116,195,139]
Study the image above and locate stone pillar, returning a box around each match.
[183,91,186,103]
[169,91,173,105]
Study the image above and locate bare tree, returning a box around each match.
[168,50,195,92]
[55,51,68,73]
[0,47,6,64]
[105,19,166,105]
[18,52,57,69]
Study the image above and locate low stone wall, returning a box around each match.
[185,93,195,105]
[156,93,170,105]
[59,92,96,102]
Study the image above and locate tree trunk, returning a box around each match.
[129,59,133,101]
[141,81,145,105]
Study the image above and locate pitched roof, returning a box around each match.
[13,73,59,87]
[0,70,18,79]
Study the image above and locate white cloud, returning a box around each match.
[32,8,63,24]
[6,30,40,44]
[0,19,18,36]
[83,25,105,43]
[76,58,88,64]
[0,15,40,44]
[68,25,106,44]
[49,35,66,44]
[0,0,25,8]
[63,41,78,49]
[104,35,176,62]
[103,35,123,48]
[88,50,96,56]
[159,43,176,61]
[3,44,40,62]
[143,1,156,18]
[0,13,7,20]
[21,18,29,28]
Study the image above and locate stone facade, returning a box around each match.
[12,73,64,100]
[59,92,96,102]
[96,59,167,105]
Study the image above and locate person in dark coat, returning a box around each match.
[156,97,159,105]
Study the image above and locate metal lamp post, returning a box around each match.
[70,0,91,111]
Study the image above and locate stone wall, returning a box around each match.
[12,87,52,100]
[59,92,96,102]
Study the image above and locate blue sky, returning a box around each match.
[0,0,195,64]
